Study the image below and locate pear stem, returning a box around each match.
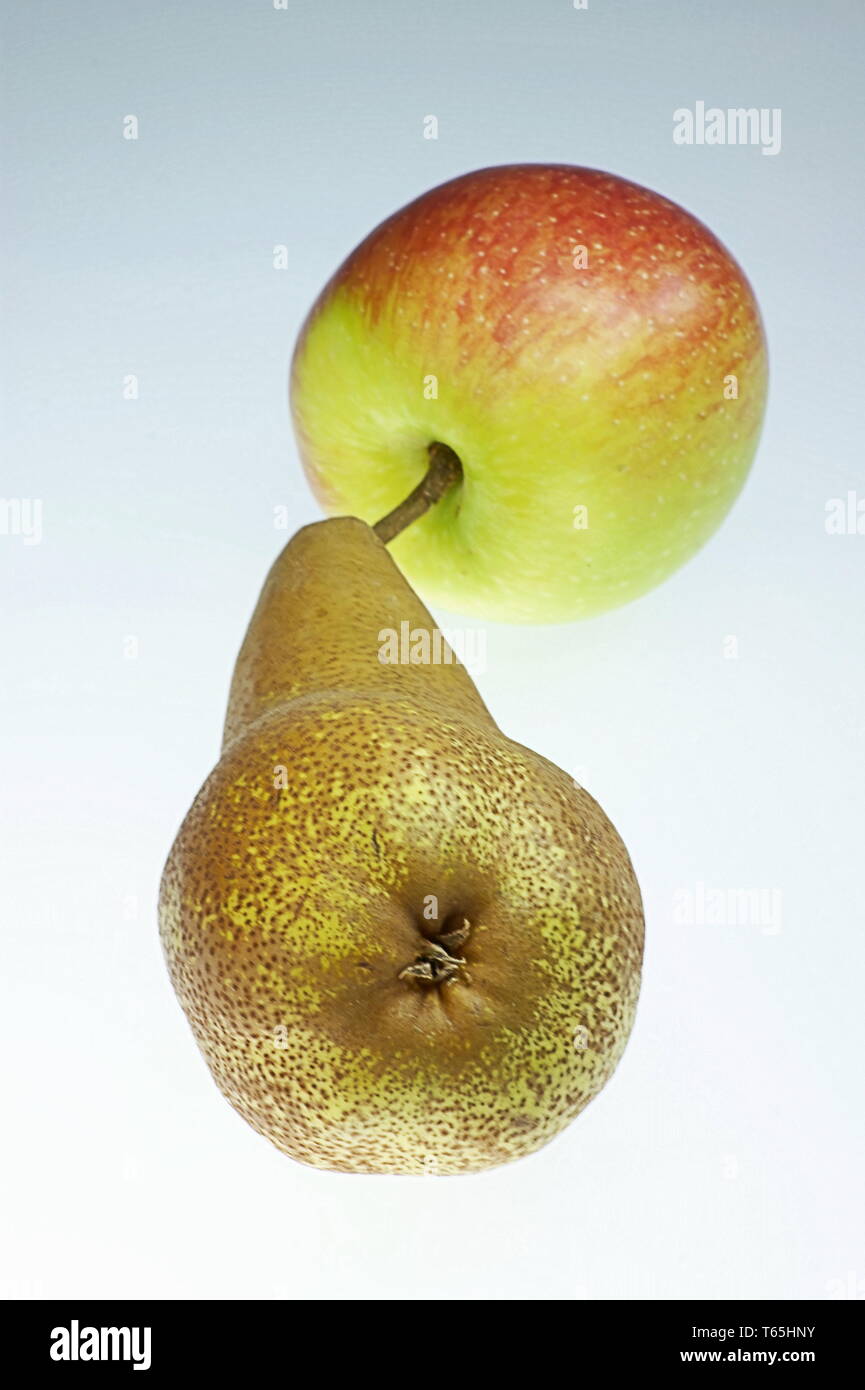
[372,441,463,544]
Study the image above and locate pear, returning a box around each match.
[159,516,644,1174]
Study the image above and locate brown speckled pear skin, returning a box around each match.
[159,517,644,1175]
[222,516,492,749]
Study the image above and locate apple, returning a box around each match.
[290,164,768,623]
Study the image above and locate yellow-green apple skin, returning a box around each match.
[159,518,644,1175]
[290,163,768,623]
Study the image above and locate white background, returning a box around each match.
[2,0,863,1299]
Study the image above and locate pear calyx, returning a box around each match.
[399,915,472,987]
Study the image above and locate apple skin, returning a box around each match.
[290,164,768,623]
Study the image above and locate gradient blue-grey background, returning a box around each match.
[2,0,863,1299]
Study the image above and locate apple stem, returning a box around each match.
[373,441,463,544]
